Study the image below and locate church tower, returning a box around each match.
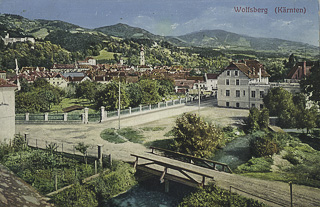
[140,45,145,66]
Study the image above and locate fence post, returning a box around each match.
[172,100,175,105]
[25,113,29,121]
[139,105,142,112]
[61,143,63,153]
[100,106,105,122]
[84,108,89,124]
[165,101,168,107]
[44,112,49,121]
[158,102,160,108]
[95,160,97,174]
[36,139,37,148]
[129,107,132,114]
[109,154,112,166]
[97,144,103,167]
[185,97,188,103]
[289,182,293,207]
[149,105,151,110]
[63,113,68,121]
[24,133,29,147]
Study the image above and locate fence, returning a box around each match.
[16,97,194,124]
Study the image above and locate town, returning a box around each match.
[0,9,320,207]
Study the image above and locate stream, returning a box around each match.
[107,133,259,206]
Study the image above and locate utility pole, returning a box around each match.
[118,73,121,129]
[198,80,201,117]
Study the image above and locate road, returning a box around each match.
[15,100,320,207]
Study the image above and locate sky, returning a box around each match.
[0,0,319,46]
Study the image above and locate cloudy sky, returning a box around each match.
[0,0,318,46]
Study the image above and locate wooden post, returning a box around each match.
[289,182,293,207]
[201,176,205,187]
[24,133,29,147]
[95,160,97,174]
[133,157,138,169]
[165,179,169,193]
[97,144,103,167]
[55,173,58,191]
[109,154,112,166]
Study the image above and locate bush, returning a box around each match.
[88,161,136,202]
[236,157,273,173]
[250,133,281,157]
[100,128,126,144]
[178,184,266,207]
[117,128,145,143]
[51,183,98,207]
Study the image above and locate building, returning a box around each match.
[0,80,17,142]
[217,60,270,109]
[285,61,315,83]
[77,57,97,66]
[1,33,35,45]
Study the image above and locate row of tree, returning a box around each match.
[75,78,174,111]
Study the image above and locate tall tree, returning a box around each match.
[139,79,161,104]
[172,113,223,158]
[301,61,320,105]
[95,81,129,111]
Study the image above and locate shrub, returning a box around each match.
[51,183,98,207]
[178,184,266,207]
[100,128,126,144]
[117,128,145,143]
[250,133,281,157]
[236,157,273,173]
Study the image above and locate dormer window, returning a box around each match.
[227,70,230,76]
[235,71,239,76]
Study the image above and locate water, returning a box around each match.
[106,178,195,207]
[108,133,261,206]
[211,134,255,170]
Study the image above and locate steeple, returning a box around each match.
[140,45,145,66]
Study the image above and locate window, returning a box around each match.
[236,79,240,85]
[243,90,246,96]
[260,91,264,98]
[226,90,230,96]
[236,90,240,97]
[235,71,239,76]
[227,71,230,76]
[236,103,240,108]
[226,102,230,107]
[226,79,230,85]
[252,104,256,108]
[251,91,256,98]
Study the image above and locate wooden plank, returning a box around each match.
[137,165,205,188]
[131,153,215,179]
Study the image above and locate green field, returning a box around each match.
[93,49,121,60]
[50,98,96,113]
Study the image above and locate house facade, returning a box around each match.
[0,80,17,142]
[217,60,270,109]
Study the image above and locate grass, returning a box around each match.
[118,128,145,143]
[144,138,174,149]
[93,49,121,60]
[50,98,96,113]
[140,126,166,131]
[100,129,126,144]
[100,128,145,144]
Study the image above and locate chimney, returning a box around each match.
[259,67,262,82]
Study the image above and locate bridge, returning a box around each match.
[131,147,232,192]
[131,147,320,207]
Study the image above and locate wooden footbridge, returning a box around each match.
[131,147,232,191]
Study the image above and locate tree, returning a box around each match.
[172,113,223,158]
[296,107,318,134]
[75,142,90,164]
[126,83,143,107]
[263,87,296,128]
[158,79,174,97]
[250,133,280,157]
[258,108,269,130]
[139,79,161,104]
[94,81,129,111]
[246,107,260,132]
[76,80,101,102]
[301,61,320,105]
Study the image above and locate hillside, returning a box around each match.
[177,30,319,56]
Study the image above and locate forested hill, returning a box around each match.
[0,13,318,72]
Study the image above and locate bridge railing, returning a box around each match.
[149,146,232,173]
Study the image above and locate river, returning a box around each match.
[107,132,261,206]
